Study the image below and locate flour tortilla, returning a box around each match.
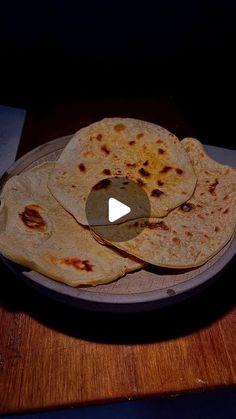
[0,163,143,287]
[95,139,236,268]
[48,118,196,225]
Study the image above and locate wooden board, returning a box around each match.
[1,99,236,414]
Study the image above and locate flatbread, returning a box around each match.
[48,118,196,225]
[94,139,236,268]
[0,163,143,287]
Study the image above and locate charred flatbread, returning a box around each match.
[93,138,236,268]
[48,118,196,225]
[0,163,143,286]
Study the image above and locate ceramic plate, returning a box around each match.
[1,136,235,312]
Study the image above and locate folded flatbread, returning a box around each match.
[48,118,196,225]
[0,163,143,286]
[94,139,236,268]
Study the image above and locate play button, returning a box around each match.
[85,177,151,242]
[108,198,131,222]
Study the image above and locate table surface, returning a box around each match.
[0,98,236,414]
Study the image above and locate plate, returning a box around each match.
[1,136,236,312]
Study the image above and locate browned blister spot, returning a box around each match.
[123,181,129,185]
[79,163,86,172]
[90,134,102,141]
[92,179,111,190]
[197,214,205,219]
[172,237,181,244]
[208,179,219,195]
[71,185,76,188]
[126,163,136,168]
[180,203,195,212]
[215,226,220,232]
[130,222,139,230]
[114,123,125,132]
[19,204,46,232]
[63,258,93,272]
[129,140,136,145]
[151,189,164,198]
[175,168,183,175]
[146,221,169,231]
[139,167,150,177]
[136,133,144,139]
[102,169,111,175]
[157,180,164,186]
[223,195,229,200]
[137,178,146,187]
[185,231,193,237]
[158,148,165,154]
[101,144,110,154]
[222,208,229,214]
[159,166,172,174]
[143,160,149,166]
[156,139,163,144]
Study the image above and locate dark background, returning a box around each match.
[0,0,235,147]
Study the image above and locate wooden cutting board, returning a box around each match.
[1,99,236,414]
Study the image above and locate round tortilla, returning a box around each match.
[48,118,196,225]
[0,163,143,287]
[94,138,236,268]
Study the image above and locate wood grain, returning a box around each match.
[1,99,236,414]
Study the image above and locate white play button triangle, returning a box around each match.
[86,176,151,241]
[108,197,131,223]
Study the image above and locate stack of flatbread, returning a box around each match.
[0,118,236,286]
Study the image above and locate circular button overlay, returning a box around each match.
[86,177,151,242]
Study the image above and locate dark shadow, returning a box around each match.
[145,264,196,276]
[0,257,235,345]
